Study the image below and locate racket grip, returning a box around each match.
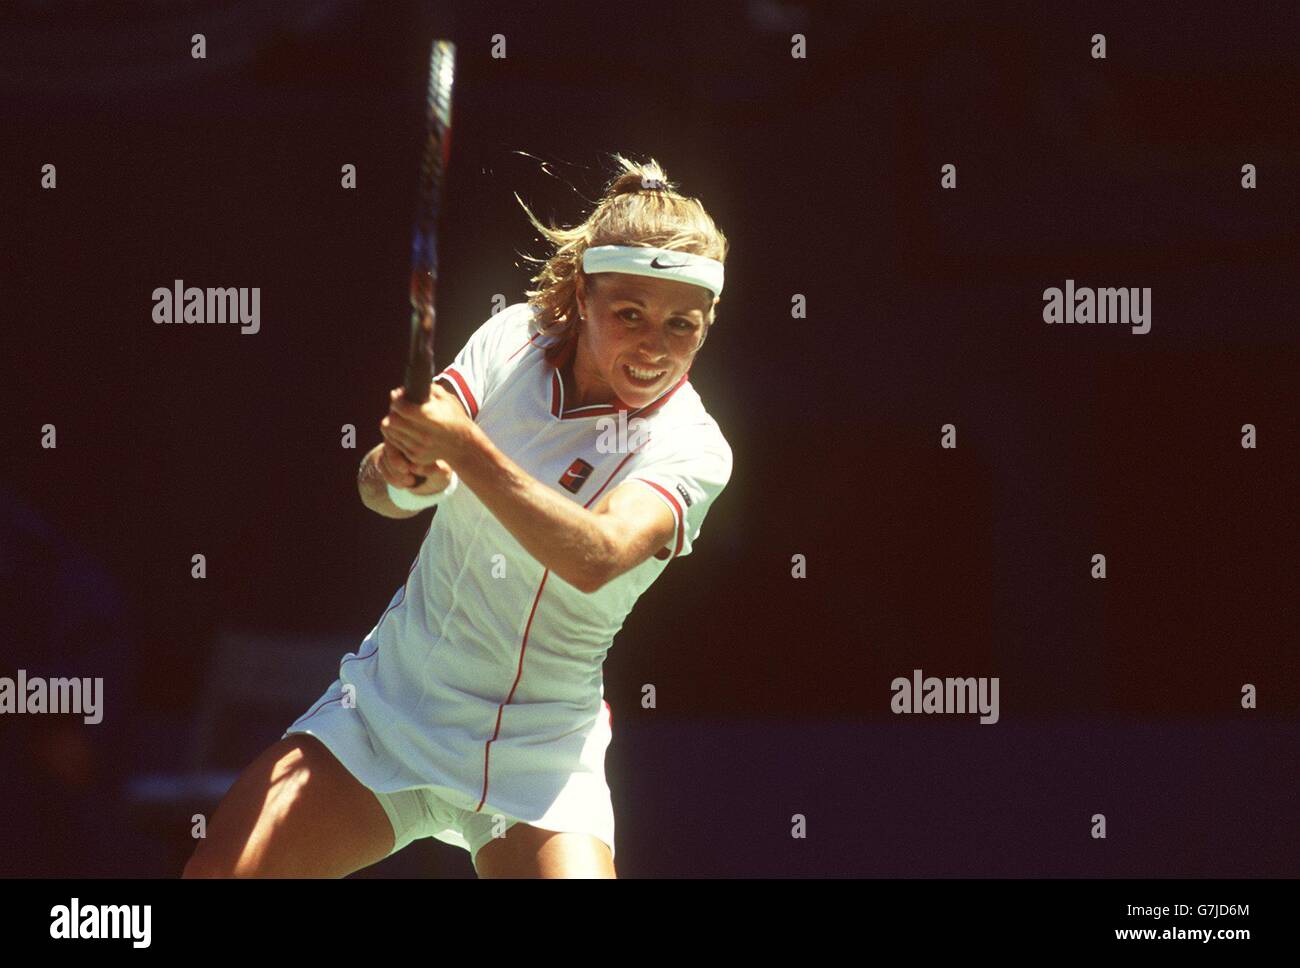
[394,440,427,488]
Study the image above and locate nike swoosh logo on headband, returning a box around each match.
[650,257,690,269]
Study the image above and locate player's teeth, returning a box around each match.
[627,365,663,380]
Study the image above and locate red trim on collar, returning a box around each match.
[551,366,691,421]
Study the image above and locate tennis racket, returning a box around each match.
[401,39,456,486]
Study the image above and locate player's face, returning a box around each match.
[574,272,714,408]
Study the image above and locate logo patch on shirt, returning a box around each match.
[559,458,594,494]
[676,483,693,507]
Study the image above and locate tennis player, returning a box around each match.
[182,156,732,878]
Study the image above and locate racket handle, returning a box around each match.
[394,382,427,488]
[404,445,427,487]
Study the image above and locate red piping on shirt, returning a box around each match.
[475,448,642,813]
[508,333,547,361]
[476,569,549,812]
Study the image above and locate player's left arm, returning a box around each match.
[588,481,678,577]
[449,420,672,593]
[383,382,676,591]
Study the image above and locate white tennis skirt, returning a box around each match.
[282,677,616,862]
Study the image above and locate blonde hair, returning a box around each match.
[515,154,728,366]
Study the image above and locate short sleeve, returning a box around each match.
[435,303,535,420]
[626,424,733,561]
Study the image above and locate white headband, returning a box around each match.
[582,245,724,299]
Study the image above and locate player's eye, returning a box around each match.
[619,308,697,335]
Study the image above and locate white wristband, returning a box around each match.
[387,470,460,511]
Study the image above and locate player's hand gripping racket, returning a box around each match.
[401,39,456,487]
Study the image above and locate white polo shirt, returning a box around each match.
[288,302,732,854]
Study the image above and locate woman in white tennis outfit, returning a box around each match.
[182,156,731,878]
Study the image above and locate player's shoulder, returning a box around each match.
[466,302,551,384]
[653,377,729,441]
[482,301,541,350]
[642,383,733,475]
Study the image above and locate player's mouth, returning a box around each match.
[622,363,667,388]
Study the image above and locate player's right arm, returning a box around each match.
[358,441,451,519]
[358,443,418,518]
[360,303,524,519]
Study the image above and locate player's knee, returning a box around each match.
[181,751,315,878]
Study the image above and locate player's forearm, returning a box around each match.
[358,444,421,519]
[451,422,614,592]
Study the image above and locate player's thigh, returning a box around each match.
[182,734,395,878]
[474,823,616,879]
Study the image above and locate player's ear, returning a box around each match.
[696,317,713,352]
[574,272,588,319]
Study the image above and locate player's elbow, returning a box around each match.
[570,564,610,595]
[573,521,639,593]
[569,541,620,594]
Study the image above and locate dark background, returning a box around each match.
[1,0,1296,877]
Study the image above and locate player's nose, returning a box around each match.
[636,334,669,361]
